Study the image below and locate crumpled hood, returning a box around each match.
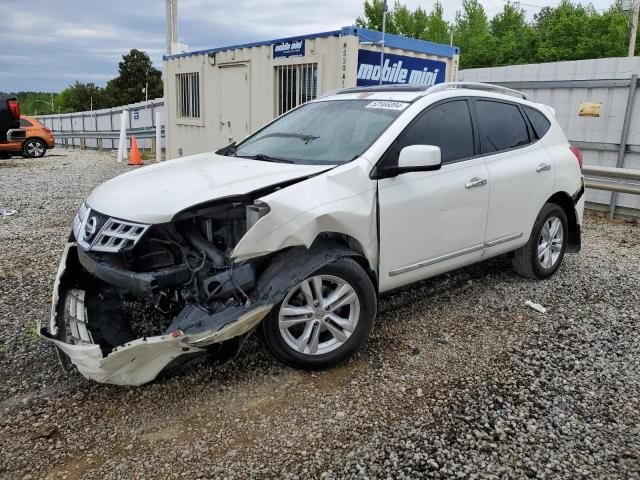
[86,152,334,224]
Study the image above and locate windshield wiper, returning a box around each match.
[236,153,294,164]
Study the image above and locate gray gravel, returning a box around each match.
[1,149,639,479]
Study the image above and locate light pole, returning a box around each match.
[379,0,388,85]
[32,99,53,116]
[629,0,640,57]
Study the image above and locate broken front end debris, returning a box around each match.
[40,200,358,385]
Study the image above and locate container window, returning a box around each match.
[176,72,201,119]
[275,63,318,116]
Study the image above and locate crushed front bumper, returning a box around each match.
[39,242,272,386]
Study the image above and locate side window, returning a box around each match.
[383,100,474,166]
[20,118,33,127]
[475,100,530,154]
[523,106,551,139]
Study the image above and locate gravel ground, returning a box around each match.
[0,149,639,480]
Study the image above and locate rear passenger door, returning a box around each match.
[377,99,490,292]
[472,98,554,258]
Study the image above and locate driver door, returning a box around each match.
[377,99,490,292]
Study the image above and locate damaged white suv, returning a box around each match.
[40,82,584,385]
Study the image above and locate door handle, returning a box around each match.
[465,177,487,189]
[536,163,552,172]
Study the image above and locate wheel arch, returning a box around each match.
[310,232,378,289]
[24,136,48,145]
[545,191,580,252]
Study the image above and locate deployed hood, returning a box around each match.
[86,153,334,224]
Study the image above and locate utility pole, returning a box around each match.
[166,0,178,55]
[630,0,640,56]
[379,0,388,85]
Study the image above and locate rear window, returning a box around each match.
[20,118,33,127]
[475,100,530,154]
[523,106,551,139]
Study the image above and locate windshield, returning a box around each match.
[233,99,408,165]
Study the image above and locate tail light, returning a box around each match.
[43,126,52,133]
[8,100,20,120]
[569,145,583,169]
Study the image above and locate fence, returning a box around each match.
[36,99,165,151]
[460,57,640,219]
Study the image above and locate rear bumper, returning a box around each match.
[39,242,273,385]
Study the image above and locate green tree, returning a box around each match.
[356,0,398,35]
[423,1,450,45]
[104,49,163,106]
[534,2,590,61]
[453,0,496,68]
[490,2,533,65]
[392,2,427,38]
[56,82,105,113]
[356,0,636,70]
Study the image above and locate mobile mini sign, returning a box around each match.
[356,49,446,87]
[273,39,305,59]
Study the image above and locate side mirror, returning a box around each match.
[373,145,442,179]
[398,145,442,171]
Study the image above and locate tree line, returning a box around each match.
[357,0,638,69]
[2,49,163,115]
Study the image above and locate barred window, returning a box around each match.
[176,72,201,118]
[275,63,318,116]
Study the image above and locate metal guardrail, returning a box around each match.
[53,126,165,151]
[582,165,640,196]
[54,127,164,140]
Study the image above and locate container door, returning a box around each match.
[219,64,250,145]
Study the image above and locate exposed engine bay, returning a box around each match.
[72,200,263,346]
[40,188,363,385]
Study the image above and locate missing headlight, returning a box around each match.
[246,201,271,230]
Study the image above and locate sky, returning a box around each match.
[0,0,617,93]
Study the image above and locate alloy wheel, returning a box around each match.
[538,216,563,269]
[25,140,45,157]
[278,275,360,356]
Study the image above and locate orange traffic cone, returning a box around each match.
[128,135,143,166]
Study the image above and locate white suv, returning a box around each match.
[41,82,584,385]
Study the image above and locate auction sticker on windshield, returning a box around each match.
[365,101,408,111]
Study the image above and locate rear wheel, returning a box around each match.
[513,203,568,279]
[22,138,47,158]
[262,258,376,369]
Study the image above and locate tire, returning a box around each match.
[22,138,47,158]
[513,203,568,280]
[262,257,377,369]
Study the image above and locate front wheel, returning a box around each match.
[513,203,568,279]
[262,257,377,369]
[22,138,47,158]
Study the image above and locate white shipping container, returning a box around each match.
[163,25,459,159]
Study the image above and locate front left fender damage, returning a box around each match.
[40,239,360,385]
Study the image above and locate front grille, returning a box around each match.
[92,218,149,253]
[73,203,149,253]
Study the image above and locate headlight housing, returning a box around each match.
[73,203,150,253]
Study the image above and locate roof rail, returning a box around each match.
[319,84,427,99]
[424,82,529,100]
[319,81,528,101]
